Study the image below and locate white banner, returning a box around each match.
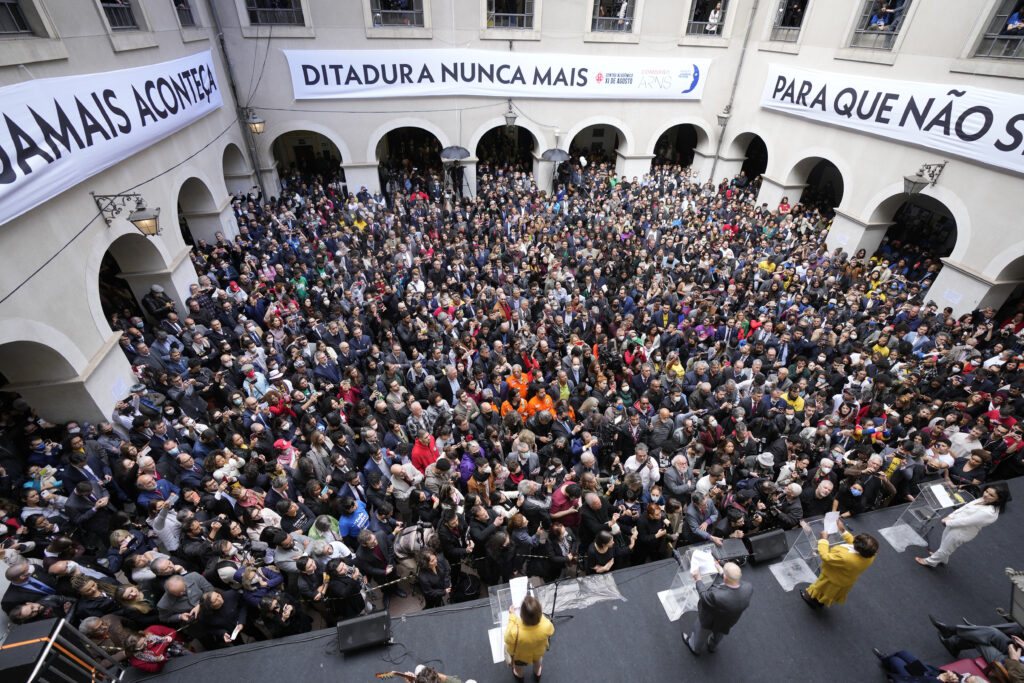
[760,64,1024,175]
[0,51,223,226]
[284,49,710,101]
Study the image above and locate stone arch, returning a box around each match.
[177,176,221,245]
[467,117,548,160]
[985,245,1024,282]
[222,142,252,194]
[563,116,635,157]
[646,118,715,157]
[85,225,174,336]
[366,118,451,164]
[782,152,847,211]
[862,182,972,263]
[0,320,90,384]
[259,119,352,166]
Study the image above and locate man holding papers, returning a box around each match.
[683,561,753,656]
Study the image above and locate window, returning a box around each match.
[247,0,304,26]
[174,0,196,27]
[686,0,728,36]
[101,0,139,30]
[770,0,807,42]
[974,0,1024,60]
[849,0,911,50]
[370,0,424,27]
[591,0,634,32]
[0,0,30,33]
[487,0,533,29]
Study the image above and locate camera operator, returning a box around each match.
[769,483,805,530]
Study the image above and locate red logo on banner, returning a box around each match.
[595,73,604,83]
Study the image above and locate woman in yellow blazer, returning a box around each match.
[798,517,879,609]
[504,595,554,682]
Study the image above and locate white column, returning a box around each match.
[615,152,654,182]
[533,152,554,195]
[181,196,238,243]
[118,247,195,316]
[708,155,745,186]
[689,150,715,184]
[459,157,478,198]
[926,259,1022,317]
[825,210,891,261]
[757,175,807,211]
[4,333,137,424]
[343,161,382,195]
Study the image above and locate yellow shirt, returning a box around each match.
[504,613,555,664]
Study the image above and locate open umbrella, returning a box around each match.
[541,148,571,162]
[440,146,470,160]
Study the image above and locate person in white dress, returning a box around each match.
[915,483,1009,568]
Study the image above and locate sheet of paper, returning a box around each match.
[488,626,505,663]
[230,624,243,641]
[824,511,840,535]
[930,484,954,509]
[510,576,529,609]
[689,549,719,576]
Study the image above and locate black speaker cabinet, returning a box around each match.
[336,611,391,654]
[747,528,789,564]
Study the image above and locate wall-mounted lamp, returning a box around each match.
[903,161,947,195]
[91,192,161,236]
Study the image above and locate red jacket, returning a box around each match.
[411,435,440,474]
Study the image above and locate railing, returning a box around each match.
[685,2,728,36]
[849,0,911,51]
[102,0,139,31]
[769,0,806,42]
[974,3,1024,60]
[591,1,633,32]
[0,0,31,34]
[246,0,304,26]
[371,0,425,27]
[175,1,196,27]
[489,11,533,29]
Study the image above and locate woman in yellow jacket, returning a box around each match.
[799,517,879,609]
[504,595,554,682]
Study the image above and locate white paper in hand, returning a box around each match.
[824,512,840,535]
[510,576,529,609]
[689,549,719,576]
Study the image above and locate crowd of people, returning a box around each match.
[1,152,1023,674]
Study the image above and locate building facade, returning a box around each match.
[1,0,1023,422]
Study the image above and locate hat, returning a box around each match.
[130,383,146,394]
[756,453,775,468]
[150,284,164,293]
[230,281,240,291]
[268,369,283,380]
[273,439,291,450]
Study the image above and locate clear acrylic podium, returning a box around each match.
[879,482,975,552]
[656,543,719,622]
[768,517,843,592]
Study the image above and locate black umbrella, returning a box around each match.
[440,146,470,160]
[541,148,571,162]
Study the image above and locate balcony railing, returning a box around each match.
[591,1,633,32]
[246,0,304,26]
[371,0,424,27]
[974,4,1024,60]
[0,0,31,34]
[489,12,533,29]
[175,1,196,27]
[101,1,139,31]
[849,0,911,51]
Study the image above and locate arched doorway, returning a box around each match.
[569,123,625,165]
[375,127,444,195]
[271,130,344,180]
[222,143,252,195]
[653,124,708,168]
[786,157,844,215]
[868,193,957,290]
[99,232,171,330]
[740,135,768,180]
[0,340,94,425]
[177,177,220,246]
[476,125,536,175]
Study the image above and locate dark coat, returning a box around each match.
[695,574,753,634]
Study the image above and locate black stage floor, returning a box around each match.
[138,478,1024,683]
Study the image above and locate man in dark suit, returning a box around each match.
[2,562,74,614]
[684,561,753,656]
[354,528,406,602]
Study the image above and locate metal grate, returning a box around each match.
[246,0,304,26]
[974,0,1024,60]
[849,0,912,51]
[175,0,196,27]
[0,0,30,34]
[370,0,425,27]
[102,0,139,31]
[591,0,634,32]
[685,0,729,36]
[488,0,534,29]
[769,0,807,42]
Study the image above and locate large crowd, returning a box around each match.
[2,154,1023,673]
